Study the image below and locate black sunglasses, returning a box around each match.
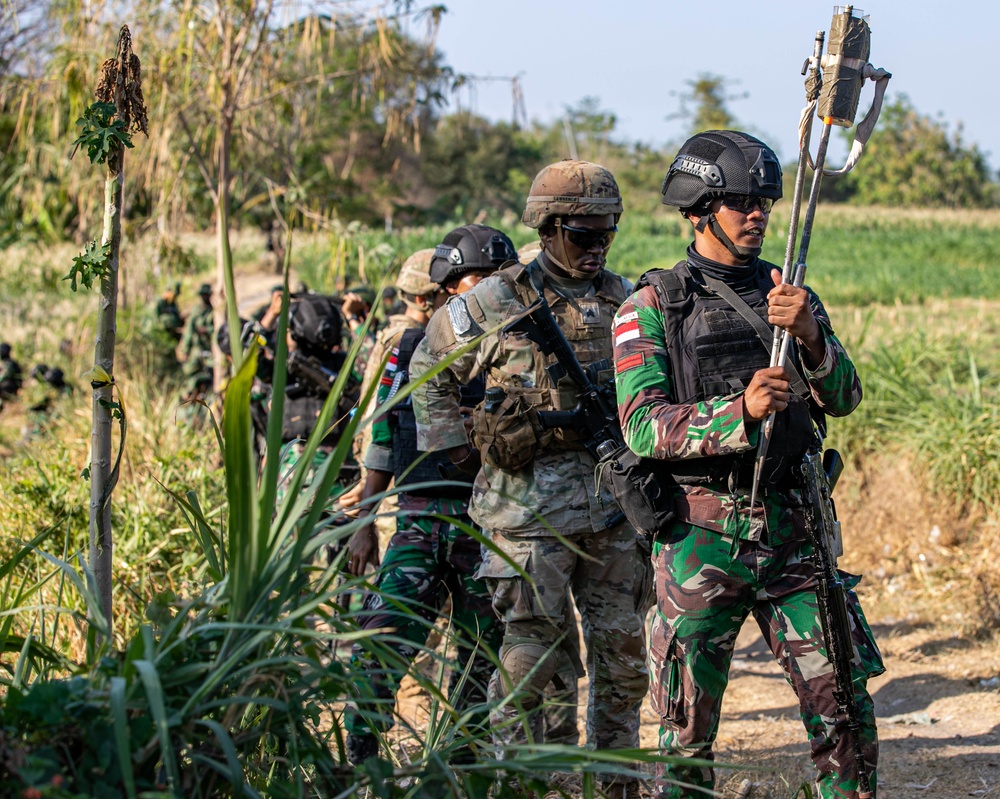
[559,223,618,250]
[720,194,775,215]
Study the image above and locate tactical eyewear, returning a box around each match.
[720,194,774,215]
[559,223,618,250]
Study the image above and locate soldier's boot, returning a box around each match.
[346,731,379,766]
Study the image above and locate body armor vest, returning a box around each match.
[391,327,484,498]
[637,260,815,490]
[282,349,353,444]
[489,261,626,448]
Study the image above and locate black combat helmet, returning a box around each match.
[430,224,517,285]
[217,317,251,357]
[44,367,66,389]
[661,130,782,214]
[289,294,341,351]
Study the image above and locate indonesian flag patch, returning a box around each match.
[380,349,400,386]
[614,317,640,346]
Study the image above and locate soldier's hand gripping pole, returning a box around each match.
[748,5,891,510]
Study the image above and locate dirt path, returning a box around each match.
[391,604,1000,798]
[686,619,1000,798]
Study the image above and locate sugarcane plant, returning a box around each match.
[67,25,148,640]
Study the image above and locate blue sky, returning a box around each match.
[416,1,997,171]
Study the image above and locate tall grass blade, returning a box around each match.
[133,659,181,794]
[110,676,138,799]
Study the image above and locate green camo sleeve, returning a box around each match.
[613,285,752,461]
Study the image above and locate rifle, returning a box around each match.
[503,296,675,536]
[799,442,872,799]
[286,349,340,398]
[503,298,622,464]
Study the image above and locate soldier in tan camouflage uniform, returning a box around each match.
[338,249,438,514]
[409,161,648,798]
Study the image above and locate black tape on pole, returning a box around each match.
[818,7,871,127]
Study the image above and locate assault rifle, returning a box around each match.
[503,298,623,464]
[285,349,340,398]
[503,296,677,536]
[800,442,873,799]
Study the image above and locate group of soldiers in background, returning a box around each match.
[0,341,74,438]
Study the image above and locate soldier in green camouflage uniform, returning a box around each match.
[342,227,515,766]
[154,282,184,342]
[177,283,215,398]
[273,293,359,506]
[410,163,648,798]
[614,131,882,799]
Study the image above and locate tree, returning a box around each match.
[66,25,148,634]
[420,111,547,221]
[835,94,998,208]
[563,95,617,163]
[669,73,744,136]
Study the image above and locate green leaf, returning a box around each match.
[72,101,134,165]
[64,239,110,292]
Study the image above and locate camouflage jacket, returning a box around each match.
[410,260,633,536]
[180,306,214,359]
[614,257,862,539]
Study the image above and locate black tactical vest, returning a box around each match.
[390,327,484,498]
[281,349,353,444]
[636,260,816,490]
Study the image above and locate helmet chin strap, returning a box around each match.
[695,212,761,261]
[541,226,594,280]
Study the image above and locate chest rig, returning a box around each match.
[638,260,815,490]
[491,261,625,448]
[390,327,484,497]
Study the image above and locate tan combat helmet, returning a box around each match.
[395,248,436,297]
[521,159,623,230]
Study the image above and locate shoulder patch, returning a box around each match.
[615,310,638,326]
[446,296,483,342]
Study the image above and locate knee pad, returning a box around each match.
[498,639,560,698]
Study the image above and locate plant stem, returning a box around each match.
[90,167,122,634]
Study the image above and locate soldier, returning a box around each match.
[409,161,648,798]
[274,293,361,501]
[177,283,215,400]
[613,131,882,799]
[0,342,24,404]
[337,249,438,513]
[341,225,515,766]
[154,282,184,342]
[341,284,377,378]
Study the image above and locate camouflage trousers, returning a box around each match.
[649,517,884,799]
[478,522,649,757]
[346,494,502,740]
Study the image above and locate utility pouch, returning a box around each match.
[473,390,546,471]
[597,443,676,538]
